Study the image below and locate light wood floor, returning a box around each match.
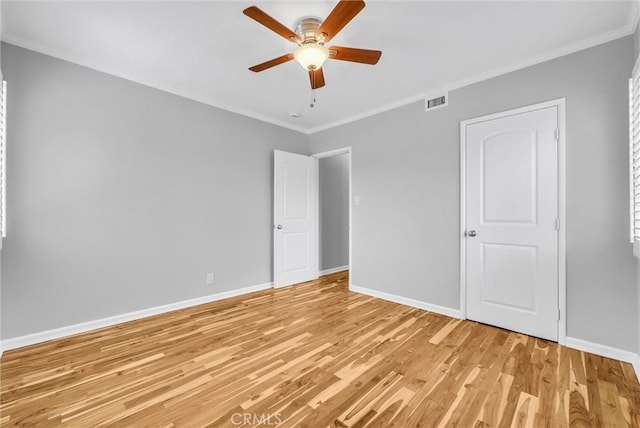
[1,271,639,427]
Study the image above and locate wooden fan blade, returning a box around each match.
[309,68,326,89]
[249,54,294,72]
[316,0,365,43]
[243,6,301,43]
[328,46,381,64]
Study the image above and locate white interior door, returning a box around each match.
[464,105,559,341]
[274,150,319,288]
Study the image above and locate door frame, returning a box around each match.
[459,99,567,345]
[312,147,352,288]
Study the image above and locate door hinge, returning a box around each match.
[554,128,559,141]
[558,309,561,321]
[555,218,560,231]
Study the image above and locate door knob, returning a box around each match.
[276,224,283,230]
[467,230,477,237]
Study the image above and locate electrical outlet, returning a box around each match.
[206,272,215,285]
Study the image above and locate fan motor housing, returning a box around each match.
[295,17,323,43]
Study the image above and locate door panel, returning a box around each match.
[465,106,558,341]
[482,130,537,224]
[283,232,310,272]
[481,243,536,311]
[284,162,310,219]
[274,150,318,288]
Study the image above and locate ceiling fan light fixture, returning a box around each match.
[294,43,329,71]
[244,1,380,90]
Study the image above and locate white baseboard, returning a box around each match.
[565,336,640,381]
[348,285,640,382]
[2,282,273,352]
[350,284,462,319]
[319,265,349,276]
[5,281,639,385]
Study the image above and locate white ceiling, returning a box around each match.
[1,1,637,133]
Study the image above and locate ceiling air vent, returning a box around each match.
[425,91,448,112]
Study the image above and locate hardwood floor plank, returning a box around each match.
[1,271,638,427]
[585,353,606,427]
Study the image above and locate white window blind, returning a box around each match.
[0,81,5,239]
[631,60,640,242]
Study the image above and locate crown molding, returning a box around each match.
[1,34,310,135]
[307,21,636,134]
[3,9,637,137]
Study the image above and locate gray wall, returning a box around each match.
[309,36,638,352]
[634,19,639,61]
[3,36,639,354]
[319,153,349,271]
[1,43,308,339]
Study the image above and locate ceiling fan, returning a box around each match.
[243,0,382,90]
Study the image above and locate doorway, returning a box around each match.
[460,100,566,342]
[272,148,351,289]
[315,149,351,277]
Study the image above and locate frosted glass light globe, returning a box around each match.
[294,43,329,71]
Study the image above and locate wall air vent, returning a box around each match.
[425,91,448,112]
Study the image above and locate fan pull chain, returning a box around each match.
[310,90,317,108]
